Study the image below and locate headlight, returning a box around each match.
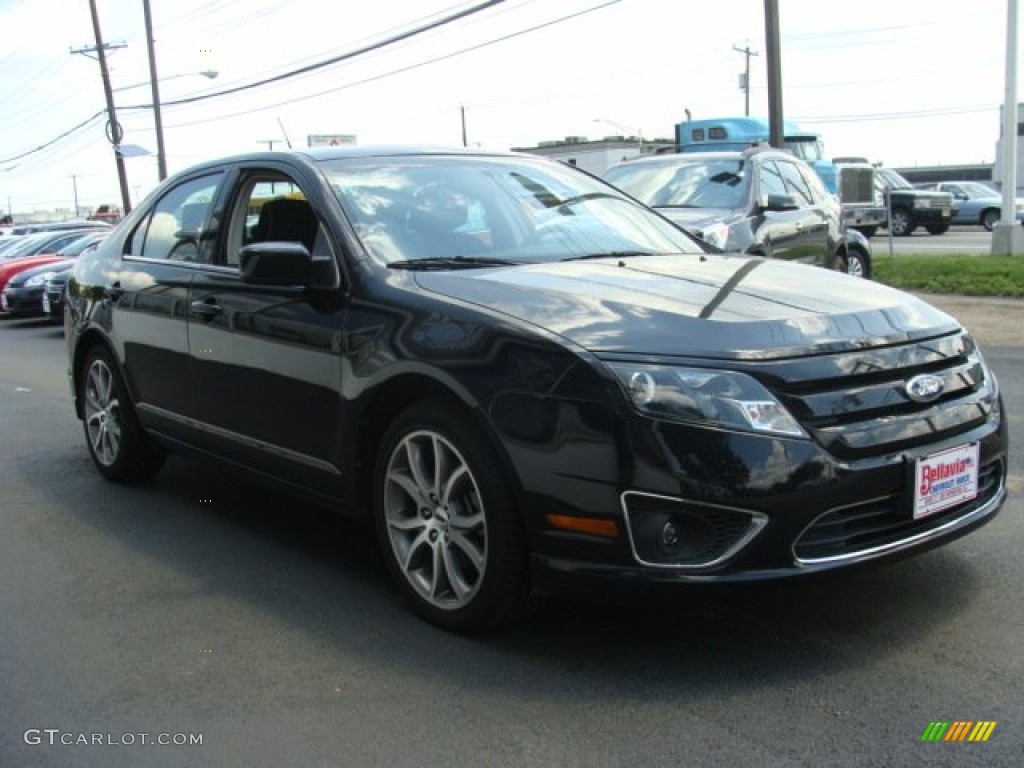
[914,199,932,209]
[25,271,55,287]
[607,363,807,438]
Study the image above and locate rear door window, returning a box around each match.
[125,174,222,263]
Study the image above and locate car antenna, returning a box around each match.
[277,117,293,149]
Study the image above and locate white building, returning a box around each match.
[513,136,675,176]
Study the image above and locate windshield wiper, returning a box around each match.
[560,250,655,262]
[388,256,524,270]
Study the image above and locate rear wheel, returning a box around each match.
[80,346,165,482]
[890,208,914,237]
[374,400,531,632]
[982,209,999,231]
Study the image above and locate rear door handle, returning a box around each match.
[190,299,223,319]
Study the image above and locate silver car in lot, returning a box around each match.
[918,181,1024,230]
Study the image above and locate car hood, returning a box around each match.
[0,254,65,282]
[6,257,75,286]
[653,207,738,229]
[414,254,960,360]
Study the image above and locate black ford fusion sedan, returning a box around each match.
[66,147,1007,631]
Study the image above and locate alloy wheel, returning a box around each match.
[382,429,487,611]
[84,358,122,466]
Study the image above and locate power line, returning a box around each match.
[793,104,999,123]
[121,0,510,110]
[0,111,106,167]
[155,0,623,130]
[1,0,508,169]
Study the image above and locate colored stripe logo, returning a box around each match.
[921,721,997,742]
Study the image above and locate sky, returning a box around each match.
[0,0,1018,215]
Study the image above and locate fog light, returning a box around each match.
[661,520,682,548]
[622,492,768,569]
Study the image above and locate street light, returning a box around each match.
[141,0,219,181]
[112,69,218,93]
[593,118,644,154]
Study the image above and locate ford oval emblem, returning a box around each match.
[905,374,945,403]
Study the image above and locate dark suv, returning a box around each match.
[875,167,955,236]
[66,147,1005,631]
[603,146,872,278]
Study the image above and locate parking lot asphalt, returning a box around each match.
[913,293,1023,349]
[0,301,1021,767]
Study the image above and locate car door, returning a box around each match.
[113,171,225,437]
[773,158,830,266]
[186,164,347,493]
[751,159,805,260]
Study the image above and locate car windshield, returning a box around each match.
[877,168,913,189]
[957,182,998,198]
[319,154,706,265]
[1,233,51,260]
[604,159,750,210]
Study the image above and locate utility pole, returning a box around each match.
[763,0,784,149]
[460,105,468,147]
[70,175,80,218]
[257,140,277,151]
[733,43,759,116]
[992,0,1024,256]
[141,0,167,181]
[75,0,131,213]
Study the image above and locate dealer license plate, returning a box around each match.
[914,443,979,519]
[42,295,50,313]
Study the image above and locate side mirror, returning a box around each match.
[761,193,800,212]
[239,242,312,286]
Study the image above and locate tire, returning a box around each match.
[925,223,950,235]
[853,226,877,239]
[890,208,914,237]
[80,345,165,482]
[981,209,1000,231]
[374,400,531,632]
[840,248,871,279]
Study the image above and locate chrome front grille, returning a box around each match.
[763,332,997,459]
[793,459,1004,562]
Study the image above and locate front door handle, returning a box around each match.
[190,299,223,319]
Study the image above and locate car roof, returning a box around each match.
[605,147,789,173]
[151,145,545,191]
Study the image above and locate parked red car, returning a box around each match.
[0,230,102,295]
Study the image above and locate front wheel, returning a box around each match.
[890,208,914,237]
[982,209,999,231]
[374,400,531,632]
[840,248,871,279]
[80,345,165,482]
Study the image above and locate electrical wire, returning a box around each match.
[119,0,509,110]
[140,0,623,129]
[0,0,508,169]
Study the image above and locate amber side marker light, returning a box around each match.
[546,514,619,538]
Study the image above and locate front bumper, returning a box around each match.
[1,285,45,316]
